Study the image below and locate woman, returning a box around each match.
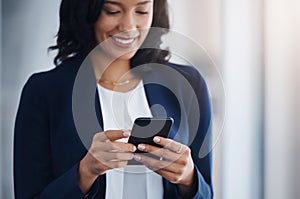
[14,0,213,198]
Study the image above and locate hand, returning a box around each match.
[133,136,195,186]
[78,130,136,193]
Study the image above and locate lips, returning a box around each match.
[113,37,135,44]
[110,36,138,48]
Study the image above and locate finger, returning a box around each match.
[109,142,136,152]
[94,141,136,152]
[133,154,167,170]
[155,169,182,184]
[101,152,134,161]
[90,141,136,156]
[153,136,188,154]
[105,130,131,141]
[92,130,129,142]
[133,153,181,172]
[93,132,109,142]
[90,150,133,167]
[137,144,184,164]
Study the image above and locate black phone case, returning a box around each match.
[128,117,173,165]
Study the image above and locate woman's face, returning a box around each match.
[95,0,154,60]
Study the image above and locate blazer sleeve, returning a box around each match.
[162,66,213,199]
[188,72,213,199]
[14,74,96,199]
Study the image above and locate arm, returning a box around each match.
[14,73,137,198]
[187,72,213,199]
[134,65,213,199]
[162,72,213,199]
[14,74,89,199]
[133,70,213,199]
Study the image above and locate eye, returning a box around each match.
[103,9,120,15]
[136,11,149,15]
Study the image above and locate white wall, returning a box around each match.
[264,0,300,198]
[171,1,300,199]
[169,1,222,198]
[1,0,59,198]
[0,0,3,196]
[221,0,264,198]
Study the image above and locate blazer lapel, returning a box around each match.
[95,89,104,130]
[143,82,181,140]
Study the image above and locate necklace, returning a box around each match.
[98,77,138,86]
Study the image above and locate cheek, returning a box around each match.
[136,10,153,29]
[141,14,153,28]
[95,18,117,43]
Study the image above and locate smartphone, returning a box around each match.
[128,117,174,165]
[128,117,174,153]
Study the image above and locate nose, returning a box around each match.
[118,12,137,33]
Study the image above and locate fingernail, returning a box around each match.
[134,154,141,161]
[132,146,137,152]
[138,144,146,151]
[153,137,160,143]
[123,130,130,137]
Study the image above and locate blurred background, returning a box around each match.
[1,0,300,198]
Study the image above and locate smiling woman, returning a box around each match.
[13,0,213,198]
[49,0,169,66]
[94,0,153,61]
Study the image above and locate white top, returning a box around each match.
[97,81,163,199]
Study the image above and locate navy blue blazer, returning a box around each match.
[14,56,213,199]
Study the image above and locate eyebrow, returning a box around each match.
[104,1,152,6]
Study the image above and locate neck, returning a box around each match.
[90,52,133,82]
[100,59,132,82]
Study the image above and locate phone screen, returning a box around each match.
[128,117,174,152]
[128,117,174,165]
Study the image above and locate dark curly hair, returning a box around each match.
[49,0,170,67]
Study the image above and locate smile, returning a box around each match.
[111,36,138,48]
[113,37,135,44]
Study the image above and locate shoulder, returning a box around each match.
[19,56,85,106]
[24,56,84,91]
[166,62,207,90]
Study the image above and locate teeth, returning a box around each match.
[112,37,135,44]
